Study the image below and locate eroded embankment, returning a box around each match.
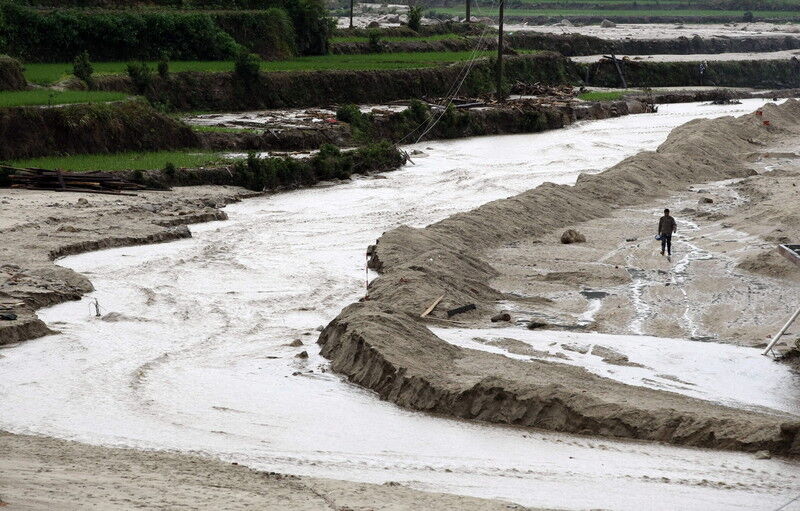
[0,56,26,91]
[94,53,581,110]
[197,98,648,152]
[585,58,800,89]
[318,100,800,454]
[0,99,198,160]
[331,33,800,57]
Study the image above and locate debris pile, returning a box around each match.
[6,167,148,195]
[509,82,575,97]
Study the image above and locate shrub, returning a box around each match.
[407,5,423,33]
[234,50,261,85]
[336,104,373,141]
[163,161,176,178]
[743,10,754,22]
[233,141,404,191]
[72,51,93,86]
[157,52,169,79]
[368,30,383,53]
[0,4,242,62]
[127,62,152,94]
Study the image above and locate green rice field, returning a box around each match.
[11,151,232,172]
[0,90,129,107]
[24,52,500,85]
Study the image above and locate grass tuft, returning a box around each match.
[0,90,129,107]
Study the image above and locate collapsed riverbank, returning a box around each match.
[318,99,800,455]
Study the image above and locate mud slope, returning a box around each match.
[319,100,800,454]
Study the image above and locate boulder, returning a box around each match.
[560,229,586,244]
[491,312,512,322]
[600,19,616,28]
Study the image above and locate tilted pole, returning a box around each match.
[349,0,354,29]
[496,0,505,101]
[763,306,800,356]
[466,0,471,22]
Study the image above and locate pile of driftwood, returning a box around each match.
[4,166,147,196]
[509,82,575,97]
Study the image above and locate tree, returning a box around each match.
[72,51,94,87]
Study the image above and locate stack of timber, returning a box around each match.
[5,167,149,195]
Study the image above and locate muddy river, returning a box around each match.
[1,100,798,510]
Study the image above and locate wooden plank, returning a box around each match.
[420,294,445,318]
[779,244,800,268]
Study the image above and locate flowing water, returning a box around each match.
[2,100,799,511]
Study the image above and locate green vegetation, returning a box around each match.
[72,51,93,86]
[0,1,330,62]
[24,52,500,85]
[0,3,241,62]
[10,150,229,171]
[577,91,626,101]
[0,90,129,107]
[233,141,404,190]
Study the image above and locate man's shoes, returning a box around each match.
[660,250,665,256]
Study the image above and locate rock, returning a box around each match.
[559,18,573,26]
[699,197,714,204]
[367,21,380,28]
[288,339,304,347]
[491,312,512,322]
[527,320,548,330]
[560,229,586,244]
[295,350,309,359]
[754,450,771,459]
[77,197,89,205]
[600,19,616,28]
[316,325,325,332]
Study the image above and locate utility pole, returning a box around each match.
[496,0,505,101]
[466,0,471,22]
[349,0,354,29]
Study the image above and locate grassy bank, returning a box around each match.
[25,52,501,85]
[577,91,627,101]
[0,90,129,107]
[10,151,229,172]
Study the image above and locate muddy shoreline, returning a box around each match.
[0,432,529,510]
[318,100,800,455]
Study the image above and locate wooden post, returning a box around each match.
[496,0,505,101]
[466,0,471,22]
[349,0,354,29]
[611,53,627,89]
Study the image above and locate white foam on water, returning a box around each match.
[431,327,800,417]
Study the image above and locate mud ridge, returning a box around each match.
[319,100,800,454]
[0,189,250,346]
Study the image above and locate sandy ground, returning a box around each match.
[508,22,800,40]
[0,186,251,345]
[320,100,800,455]
[489,145,800,348]
[0,432,528,510]
[572,48,800,63]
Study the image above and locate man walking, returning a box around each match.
[658,208,677,256]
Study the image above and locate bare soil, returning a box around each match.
[0,432,530,510]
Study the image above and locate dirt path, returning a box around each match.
[0,432,529,511]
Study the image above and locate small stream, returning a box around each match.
[1,100,798,511]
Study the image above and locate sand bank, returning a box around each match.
[319,100,800,454]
